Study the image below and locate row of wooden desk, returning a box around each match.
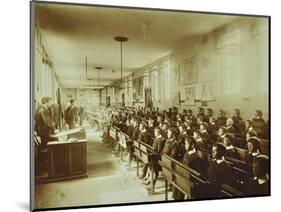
[108,125,254,199]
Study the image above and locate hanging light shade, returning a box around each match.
[114,36,129,89]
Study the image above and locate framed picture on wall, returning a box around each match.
[182,56,197,85]
[183,86,196,105]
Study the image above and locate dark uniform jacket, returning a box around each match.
[246,152,260,176]
[217,116,227,127]
[182,150,208,175]
[247,177,269,196]
[132,127,140,141]
[163,137,179,159]
[126,126,134,138]
[207,159,233,186]
[35,105,55,146]
[152,136,166,154]
[138,130,151,145]
[65,105,76,128]
[226,126,236,134]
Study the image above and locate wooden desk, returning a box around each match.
[47,139,87,182]
[50,127,86,140]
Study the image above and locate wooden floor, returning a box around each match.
[35,121,173,209]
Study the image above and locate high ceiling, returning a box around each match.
[35,2,239,89]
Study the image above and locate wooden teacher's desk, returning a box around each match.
[47,128,87,182]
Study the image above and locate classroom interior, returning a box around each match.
[32,2,269,210]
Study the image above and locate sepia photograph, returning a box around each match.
[30,1,270,210]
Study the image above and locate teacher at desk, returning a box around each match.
[35,96,56,148]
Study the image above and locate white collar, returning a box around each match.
[156,135,162,139]
[226,145,234,150]
[188,148,196,155]
[141,129,146,133]
[201,129,207,133]
[254,177,267,185]
[226,125,232,129]
[252,152,260,157]
[249,126,254,131]
[221,134,226,139]
[196,137,202,142]
[216,157,225,164]
[182,131,187,135]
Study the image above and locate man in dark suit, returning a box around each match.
[35,96,57,171]
[65,99,76,129]
[35,96,56,148]
[207,142,233,197]
[78,104,85,126]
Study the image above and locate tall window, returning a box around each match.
[158,60,171,101]
[255,21,268,92]
[218,29,241,94]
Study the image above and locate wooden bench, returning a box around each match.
[160,154,209,200]
[197,149,249,193]
[133,140,160,194]
[220,184,246,197]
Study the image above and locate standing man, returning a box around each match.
[78,104,85,126]
[35,96,56,148]
[35,96,56,172]
[65,99,76,129]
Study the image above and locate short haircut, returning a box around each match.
[213,142,226,159]
[247,130,258,138]
[234,109,240,115]
[224,134,234,144]
[70,99,74,104]
[248,137,261,152]
[255,110,262,117]
[168,127,177,136]
[185,136,197,148]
